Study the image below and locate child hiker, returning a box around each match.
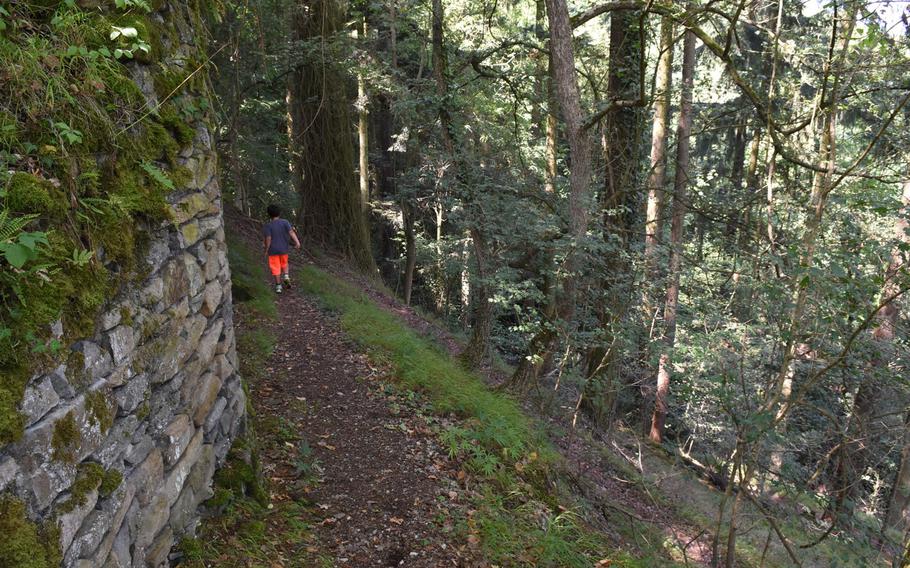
[263,204,301,294]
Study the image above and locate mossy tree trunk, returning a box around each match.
[288,0,374,270]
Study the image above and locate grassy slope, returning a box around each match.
[298,265,676,567]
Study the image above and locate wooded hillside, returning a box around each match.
[213,0,910,563]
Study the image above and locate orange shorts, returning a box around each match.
[268,254,288,276]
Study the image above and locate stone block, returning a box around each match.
[162,414,194,467]
[160,258,188,308]
[106,519,131,568]
[195,318,223,368]
[100,306,123,331]
[140,277,165,307]
[131,449,163,506]
[199,281,223,317]
[0,457,18,492]
[58,488,99,554]
[190,373,222,426]
[50,364,76,399]
[73,340,113,385]
[173,193,216,225]
[134,492,169,550]
[160,428,203,508]
[108,325,137,367]
[182,253,204,297]
[179,220,200,247]
[124,435,155,467]
[197,215,221,241]
[83,482,136,567]
[20,374,61,427]
[144,238,171,276]
[197,239,221,282]
[114,374,150,416]
[93,415,137,468]
[145,526,173,568]
[204,397,227,435]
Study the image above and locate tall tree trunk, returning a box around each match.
[507,0,593,390]
[582,6,644,428]
[649,29,694,444]
[643,15,673,281]
[356,19,370,215]
[288,0,373,270]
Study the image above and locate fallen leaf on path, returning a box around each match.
[389,517,404,525]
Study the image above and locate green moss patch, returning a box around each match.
[58,461,104,514]
[85,390,114,433]
[51,410,81,464]
[4,172,68,219]
[99,468,123,498]
[0,495,62,568]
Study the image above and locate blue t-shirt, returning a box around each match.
[263,218,294,255]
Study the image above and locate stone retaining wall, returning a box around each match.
[0,3,244,566]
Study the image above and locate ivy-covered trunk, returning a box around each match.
[287,0,374,270]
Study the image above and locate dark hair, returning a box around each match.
[267,204,281,218]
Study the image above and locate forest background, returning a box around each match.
[209,0,910,563]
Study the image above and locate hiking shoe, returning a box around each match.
[282,274,292,289]
[275,283,283,294]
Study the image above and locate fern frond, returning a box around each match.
[0,209,37,243]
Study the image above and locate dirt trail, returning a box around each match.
[244,273,478,567]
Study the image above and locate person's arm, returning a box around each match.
[289,229,301,250]
[263,234,271,255]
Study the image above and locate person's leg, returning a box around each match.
[280,255,291,286]
[268,255,283,292]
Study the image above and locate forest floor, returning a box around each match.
[181,211,892,568]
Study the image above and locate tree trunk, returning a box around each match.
[288,0,373,270]
[506,0,593,391]
[356,19,370,215]
[649,29,694,444]
[462,228,493,369]
[643,15,674,277]
[582,5,644,428]
[402,200,417,305]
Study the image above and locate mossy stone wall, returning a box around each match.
[0,2,245,567]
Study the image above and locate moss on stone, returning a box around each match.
[51,410,81,464]
[99,468,123,498]
[0,386,26,445]
[213,445,269,507]
[66,349,88,388]
[159,105,196,146]
[4,172,68,219]
[171,166,195,189]
[58,461,104,514]
[136,401,150,422]
[119,306,134,327]
[0,495,62,568]
[85,390,114,434]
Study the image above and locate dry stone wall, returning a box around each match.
[0,3,245,567]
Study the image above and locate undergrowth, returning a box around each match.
[0,0,212,444]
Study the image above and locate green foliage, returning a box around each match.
[0,0,213,442]
[0,495,61,568]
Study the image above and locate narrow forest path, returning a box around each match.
[242,276,475,566]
